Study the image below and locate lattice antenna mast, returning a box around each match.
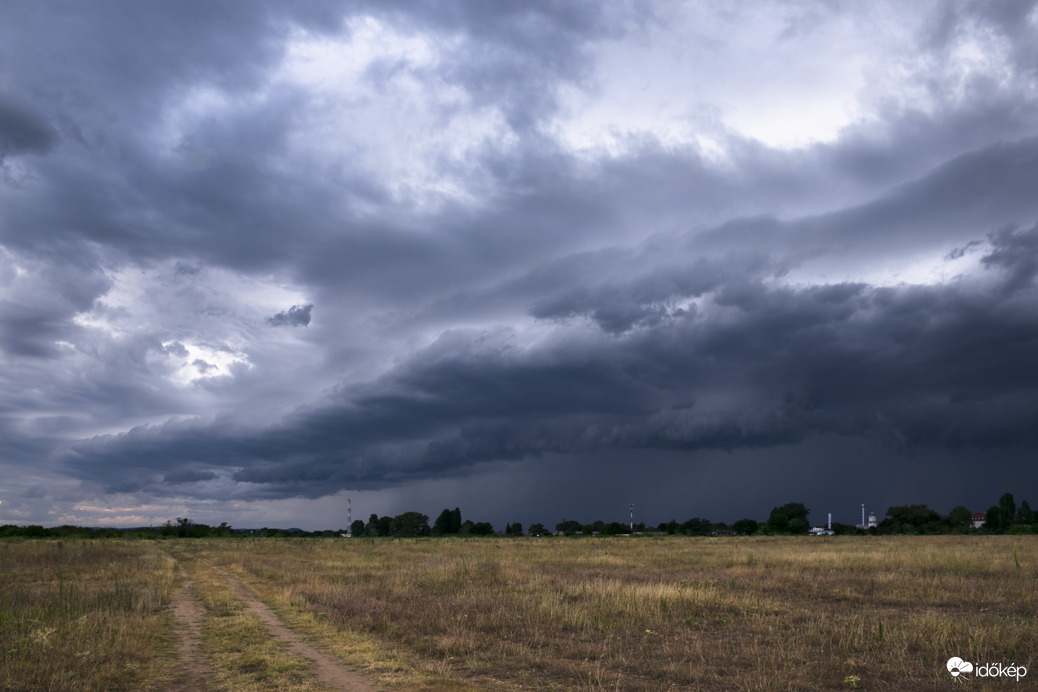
[629,503,634,532]
[347,496,353,537]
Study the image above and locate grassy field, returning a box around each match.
[196,535,1036,690]
[1,536,1035,690]
[0,540,177,691]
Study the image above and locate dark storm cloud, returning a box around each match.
[267,304,312,327]
[694,138,1038,261]
[162,468,218,485]
[927,0,1038,60]
[0,250,111,358]
[0,2,339,270]
[528,253,768,334]
[163,341,190,358]
[0,95,56,159]
[1,1,636,480]
[417,135,1038,338]
[0,1,634,307]
[62,221,1038,498]
[0,1,345,100]
[2,1,1025,318]
[982,223,1038,294]
[3,2,1038,525]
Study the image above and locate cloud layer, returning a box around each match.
[2,1,1037,528]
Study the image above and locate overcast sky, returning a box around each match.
[1,1,1036,530]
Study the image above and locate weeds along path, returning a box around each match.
[203,561,383,692]
[169,561,212,691]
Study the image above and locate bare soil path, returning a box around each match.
[206,562,383,692]
[168,561,213,692]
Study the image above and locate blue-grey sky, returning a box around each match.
[1,1,1036,530]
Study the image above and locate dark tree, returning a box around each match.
[732,518,759,535]
[350,519,365,536]
[394,511,430,537]
[468,521,494,536]
[450,507,462,534]
[767,503,810,534]
[985,505,1002,533]
[999,493,1017,530]
[171,517,204,537]
[882,505,941,533]
[947,506,972,531]
[528,523,550,536]
[1017,500,1034,525]
[682,517,712,536]
[433,509,455,535]
[555,520,582,536]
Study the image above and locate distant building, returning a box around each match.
[867,512,877,528]
[971,512,986,528]
[810,513,834,535]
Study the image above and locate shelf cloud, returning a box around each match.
[2,1,1037,529]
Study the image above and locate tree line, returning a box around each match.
[1,493,1033,539]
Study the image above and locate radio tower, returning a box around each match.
[346,497,353,537]
[629,503,635,532]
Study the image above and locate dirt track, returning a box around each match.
[168,557,382,692]
[169,561,212,691]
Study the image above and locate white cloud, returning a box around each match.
[272,19,514,211]
[551,3,898,154]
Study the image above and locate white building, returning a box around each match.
[858,509,878,529]
[810,512,835,535]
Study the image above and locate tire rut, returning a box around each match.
[168,561,213,692]
[204,562,383,692]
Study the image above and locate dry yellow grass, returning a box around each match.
[171,548,334,692]
[2,536,1033,691]
[195,535,1037,691]
[0,539,177,691]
